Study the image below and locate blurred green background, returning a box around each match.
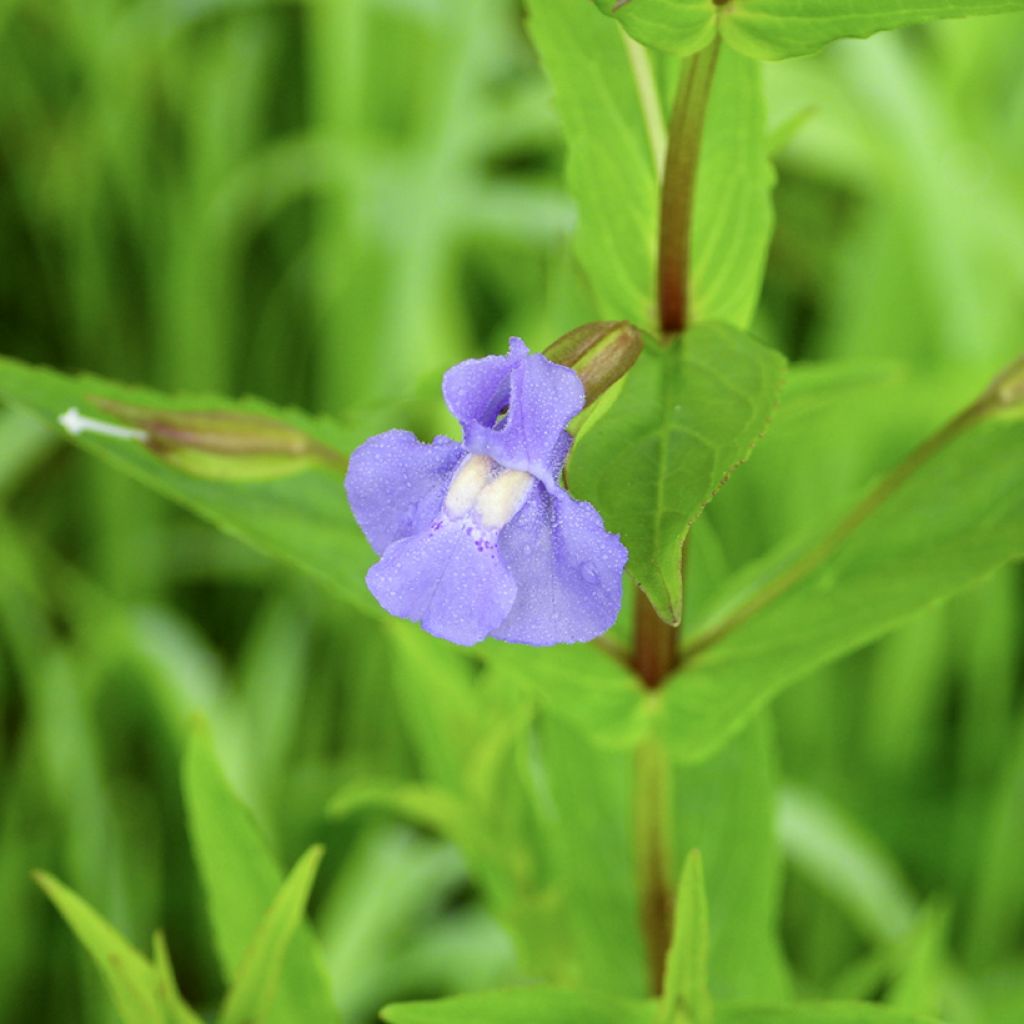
[1,1,1023,1021]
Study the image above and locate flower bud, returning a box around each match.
[91,397,345,480]
[543,320,644,406]
[986,355,1024,413]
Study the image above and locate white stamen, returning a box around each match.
[476,470,534,530]
[444,454,493,517]
[59,407,148,442]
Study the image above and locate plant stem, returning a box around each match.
[635,737,673,995]
[681,392,997,664]
[632,35,721,994]
[634,29,721,690]
[657,38,721,336]
[632,538,689,688]
[633,591,678,689]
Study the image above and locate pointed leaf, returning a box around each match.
[659,415,1024,763]
[0,356,371,613]
[220,846,326,1024]
[527,9,774,332]
[572,325,786,624]
[721,1,1024,60]
[673,718,788,1000]
[182,728,337,1024]
[690,47,774,329]
[152,933,206,1024]
[662,850,713,1024]
[34,872,162,1024]
[525,0,660,327]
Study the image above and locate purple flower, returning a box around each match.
[345,338,628,646]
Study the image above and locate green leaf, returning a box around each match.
[572,325,786,624]
[534,720,649,996]
[381,987,656,1024]
[328,778,476,851]
[526,11,773,333]
[480,640,648,748]
[672,717,788,1001]
[0,356,372,613]
[716,1005,939,1024]
[380,990,937,1024]
[152,933,206,1024]
[778,785,916,946]
[662,850,713,1024]
[690,46,774,329]
[592,0,717,55]
[383,623,484,792]
[525,0,660,327]
[220,845,326,1024]
[658,415,1024,763]
[34,872,163,1024]
[720,0,1024,60]
[182,728,338,1024]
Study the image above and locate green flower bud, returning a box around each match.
[85,397,345,480]
[543,320,644,406]
[987,355,1024,414]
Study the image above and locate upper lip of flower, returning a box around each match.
[344,337,628,647]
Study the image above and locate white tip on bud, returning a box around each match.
[59,407,148,443]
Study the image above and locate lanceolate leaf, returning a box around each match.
[690,46,774,329]
[153,933,206,1024]
[527,8,774,332]
[534,720,649,996]
[182,729,338,1024]
[597,0,1024,59]
[674,718,788,1001]
[34,873,163,1024]
[220,846,326,1024]
[0,356,372,613]
[720,0,1024,60]
[658,416,1024,763]
[661,850,713,1024]
[525,0,660,328]
[571,325,786,625]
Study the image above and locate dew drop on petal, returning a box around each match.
[579,561,599,585]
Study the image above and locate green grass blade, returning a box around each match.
[219,846,326,1024]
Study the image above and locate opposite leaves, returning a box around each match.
[720,0,1024,59]
[660,414,1024,762]
[597,0,1024,59]
[571,324,786,625]
[527,3,773,332]
[592,0,717,56]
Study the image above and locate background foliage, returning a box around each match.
[1,1,1023,1022]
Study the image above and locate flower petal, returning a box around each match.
[345,429,463,555]
[368,519,517,646]
[492,486,627,645]
[442,337,528,430]
[463,345,584,486]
